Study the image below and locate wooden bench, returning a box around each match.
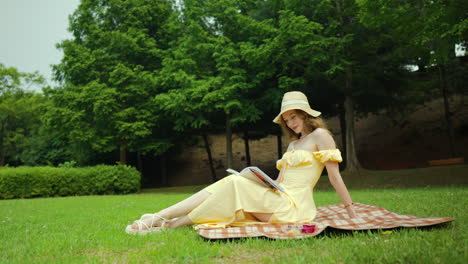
[428,158,465,167]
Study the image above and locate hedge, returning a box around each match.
[0,165,141,199]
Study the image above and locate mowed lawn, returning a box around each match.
[0,175,467,263]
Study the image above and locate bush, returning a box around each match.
[0,165,141,199]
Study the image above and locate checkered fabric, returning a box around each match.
[196,203,454,239]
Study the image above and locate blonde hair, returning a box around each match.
[279,110,330,141]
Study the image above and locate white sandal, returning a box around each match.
[125,213,169,235]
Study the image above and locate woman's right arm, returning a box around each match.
[324,161,357,218]
[315,128,356,218]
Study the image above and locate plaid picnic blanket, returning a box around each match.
[196,203,454,239]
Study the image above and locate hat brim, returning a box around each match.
[273,106,321,124]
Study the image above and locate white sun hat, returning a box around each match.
[273,91,321,124]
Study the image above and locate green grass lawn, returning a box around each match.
[1,184,466,263]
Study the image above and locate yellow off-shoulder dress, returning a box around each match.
[188,149,342,228]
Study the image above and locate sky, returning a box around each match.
[0,0,80,92]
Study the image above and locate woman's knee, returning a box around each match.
[224,174,238,181]
[251,212,273,222]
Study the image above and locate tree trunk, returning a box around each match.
[226,114,233,169]
[439,66,456,157]
[243,129,251,167]
[119,140,128,164]
[335,0,359,171]
[202,133,217,182]
[344,96,361,171]
[136,151,143,174]
[277,134,282,159]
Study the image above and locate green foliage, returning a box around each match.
[0,64,46,166]
[358,0,466,66]
[0,63,44,94]
[356,0,468,116]
[57,160,77,168]
[0,165,141,199]
[3,0,464,173]
[19,124,74,166]
[51,0,179,161]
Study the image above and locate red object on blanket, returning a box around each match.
[301,225,316,233]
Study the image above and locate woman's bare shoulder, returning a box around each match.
[312,128,336,149]
[311,128,331,138]
[286,140,297,152]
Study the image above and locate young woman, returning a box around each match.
[126,91,356,234]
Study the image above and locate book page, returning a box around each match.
[248,167,285,192]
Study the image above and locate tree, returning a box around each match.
[358,0,468,157]
[160,0,269,171]
[276,0,429,171]
[0,64,45,166]
[154,1,252,178]
[51,0,177,165]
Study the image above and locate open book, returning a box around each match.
[226,166,285,193]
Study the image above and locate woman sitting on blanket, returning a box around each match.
[126,91,356,234]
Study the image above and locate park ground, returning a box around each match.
[1,165,467,263]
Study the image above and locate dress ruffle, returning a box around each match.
[312,149,343,164]
[277,149,342,170]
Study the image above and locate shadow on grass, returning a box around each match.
[316,222,455,238]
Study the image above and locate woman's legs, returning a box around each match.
[251,212,273,222]
[157,190,211,219]
[129,190,210,230]
[167,215,193,228]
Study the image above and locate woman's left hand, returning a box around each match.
[346,205,357,219]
